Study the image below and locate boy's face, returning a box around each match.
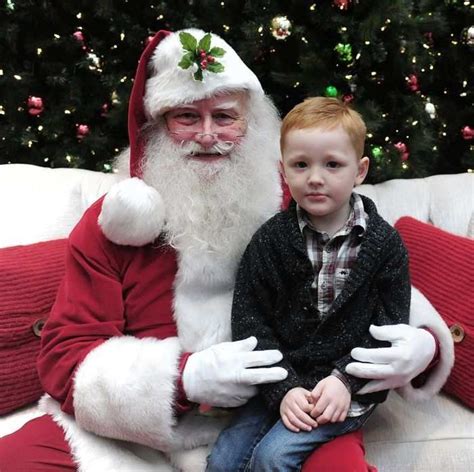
[281,126,369,231]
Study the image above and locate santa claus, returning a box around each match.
[0,29,453,472]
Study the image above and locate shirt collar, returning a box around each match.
[297,192,367,237]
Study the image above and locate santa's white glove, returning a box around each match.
[345,324,436,394]
[182,336,288,407]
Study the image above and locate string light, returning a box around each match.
[310,4,316,10]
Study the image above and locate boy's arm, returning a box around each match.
[232,235,302,411]
[333,232,411,395]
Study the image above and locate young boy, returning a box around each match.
[206,97,411,472]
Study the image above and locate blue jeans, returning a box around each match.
[206,397,374,472]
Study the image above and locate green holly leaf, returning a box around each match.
[209,47,226,58]
[178,52,194,69]
[198,33,212,52]
[207,62,225,73]
[179,32,197,52]
[194,68,203,81]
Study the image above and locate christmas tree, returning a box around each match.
[0,0,472,183]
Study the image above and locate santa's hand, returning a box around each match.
[345,324,436,394]
[182,337,287,407]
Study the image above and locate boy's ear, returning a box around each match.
[279,160,288,183]
[355,156,370,186]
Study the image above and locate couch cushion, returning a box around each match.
[0,239,67,415]
[395,216,474,409]
[365,393,473,471]
[0,164,122,248]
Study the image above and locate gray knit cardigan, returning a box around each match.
[231,195,410,411]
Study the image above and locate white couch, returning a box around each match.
[0,163,472,471]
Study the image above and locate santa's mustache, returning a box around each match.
[178,139,237,156]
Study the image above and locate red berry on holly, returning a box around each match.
[200,59,208,69]
[207,55,215,63]
[200,50,207,57]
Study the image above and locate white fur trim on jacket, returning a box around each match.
[72,336,181,451]
[144,29,264,118]
[98,177,165,246]
[39,395,173,472]
[396,286,454,401]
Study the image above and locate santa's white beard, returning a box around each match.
[139,98,282,260]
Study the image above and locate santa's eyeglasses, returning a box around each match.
[167,129,245,143]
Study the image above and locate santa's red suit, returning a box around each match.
[0,29,453,472]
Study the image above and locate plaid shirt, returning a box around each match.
[297,192,367,317]
[297,192,372,416]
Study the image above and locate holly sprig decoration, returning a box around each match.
[178,32,226,81]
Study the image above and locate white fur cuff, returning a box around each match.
[72,336,182,451]
[98,178,165,246]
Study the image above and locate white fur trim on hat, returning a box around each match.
[144,28,264,118]
[98,177,165,246]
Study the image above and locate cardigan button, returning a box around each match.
[32,319,46,337]
[450,323,465,343]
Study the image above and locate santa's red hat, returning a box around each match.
[99,29,264,246]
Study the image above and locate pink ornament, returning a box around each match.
[27,96,44,116]
[394,141,410,161]
[76,124,90,140]
[73,31,84,42]
[406,74,419,92]
[342,94,354,103]
[101,103,109,117]
[73,30,87,50]
[461,126,474,140]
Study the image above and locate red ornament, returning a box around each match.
[333,0,351,10]
[100,103,109,117]
[27,96,44,116]
[342,94,354,104]
[76,124,90,140]
[406,74,420,92]
[424,32,434,46]
[394,141,410,161]
[461,126,474,140]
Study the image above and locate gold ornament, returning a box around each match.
[271,16,292,40]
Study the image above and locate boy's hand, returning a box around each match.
[280,387,318,432]
[309,375,350,424]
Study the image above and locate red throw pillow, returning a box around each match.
[0,239,67,415]
[395,216,474,408]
